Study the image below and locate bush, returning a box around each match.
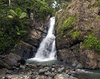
[0,8,29,52]
[83,34,100,52]
[57,16,77,35]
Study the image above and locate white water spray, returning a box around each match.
[28,17,57,62]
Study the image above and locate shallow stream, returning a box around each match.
[75,69,100,79]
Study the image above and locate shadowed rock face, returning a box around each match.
[0,53,21,69]
[56,0,100,69]
[11,41,36,59]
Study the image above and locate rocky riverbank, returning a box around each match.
[0,63,80,79]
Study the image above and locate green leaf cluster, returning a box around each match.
[0,8,28,52]
[83,34,100,52]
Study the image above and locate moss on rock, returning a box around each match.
[57,16,77,35]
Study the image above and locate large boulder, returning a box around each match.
[0,53,21,69]
[80,49,100,69]
[11,41,36,59]
[58,44,100,69]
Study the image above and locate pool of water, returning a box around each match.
[26,59,62,65]
[76,69,100,79]
[26,59,100,79]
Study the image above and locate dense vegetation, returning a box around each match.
[0,0,54,53]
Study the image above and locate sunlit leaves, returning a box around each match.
[19,12,27,19]
[8,8,27,19]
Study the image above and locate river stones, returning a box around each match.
[54,73,78,79]
[0,64,78,79]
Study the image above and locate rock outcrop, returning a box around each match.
[0,53,21,69]
[56,0,100,69]
[11,41,36,59]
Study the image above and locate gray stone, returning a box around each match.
[58,67,65,73]
[39,67,49,75]
[0,53,21,69]
[54,73,78,79]
[51,68,55,72]
[54,73,69,79]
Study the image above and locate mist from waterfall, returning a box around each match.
[28,17,57,62]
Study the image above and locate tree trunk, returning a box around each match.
[9,0,11,7]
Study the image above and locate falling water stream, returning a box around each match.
[27,17,57,62]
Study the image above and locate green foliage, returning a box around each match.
[93,1,100,7]
[83,34,100,52]
[0,0,55,52]
[57,16,77,35]
[0,7,29,52]
[12,0,54,21]
[88,1,100,8]
[8,8,27,19]
[0,34,17,52]
[71,31,81,40]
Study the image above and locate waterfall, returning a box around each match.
[28,17,57,62]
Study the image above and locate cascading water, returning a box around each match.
[28,17,57,62]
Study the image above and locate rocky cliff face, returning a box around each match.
[56,0,100,69]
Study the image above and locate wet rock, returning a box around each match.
[6,75,30,79]
[0,64,79,79]
[35,75,52,79]
[35,76,45,79]
[0,68,8,76]
[54,73,78,79]
[51,68,55,71]
[11,41,36,59]
[18,59,26,65]
[54,73,69,79]
[58,67,65,73]
[39,69,47,75]
[44,71,52,76]
[0,53,21,69]
[1,77,8,79]
[44,71,56,77]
